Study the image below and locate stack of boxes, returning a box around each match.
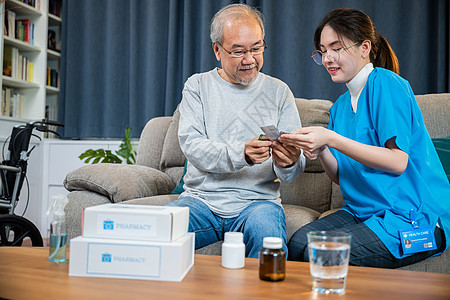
[69,204,194,281]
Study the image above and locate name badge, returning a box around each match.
[399,209,436,255]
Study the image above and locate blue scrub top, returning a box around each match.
[329,67,450,258]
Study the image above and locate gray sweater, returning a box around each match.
[179,68,305,218]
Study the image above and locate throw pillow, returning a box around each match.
[170,160,188,194]
[64,164,174,203]
[432,136,450,181]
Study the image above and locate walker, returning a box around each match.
[0,119,64,246]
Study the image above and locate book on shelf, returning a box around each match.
[12,92,24,118]
[13,47,19,79]
[5,10,16,38]
[28,62,34,82]
[45,104,57,120]
[47,67,50,85]
[1,88,24,118]
[20,0,41,9]
[16,19,35,45]
[1,89,9,116]
[3,46,20,79]
[45,103,58,138]
[18,54,23,79]
[3,11,36,45]
[47,67,58,87]
[51,69,57,86]
[2,46,33,81]
[17,19,34,44]
[3,46,13,76]
[49,0,62,17]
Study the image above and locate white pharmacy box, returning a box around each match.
[69,233,195,282]
[82,203,189,242]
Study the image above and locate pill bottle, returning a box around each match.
[221,232,245,269]
[259,237,286,281]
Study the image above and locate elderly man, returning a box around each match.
[167,3,305,258]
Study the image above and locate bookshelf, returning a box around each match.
[46,1,61,125]
[0,0,62,140]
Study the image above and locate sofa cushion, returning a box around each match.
[64,164,175,203]
[432,136,450,180]
[416,94,450,138]
[281,172,332,213]
[160,106,185,172]
[284,204,321,240]
[196,241,223,255]
[319,208,340,219]
[65,190,112,241]
[295,98,333,173]
[136,116,173,169]
[123,194,179,206]
[331,182,344,209]
[398,248,450,274]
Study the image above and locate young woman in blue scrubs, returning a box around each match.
[280,8,449,267]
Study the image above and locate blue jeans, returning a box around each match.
[167,196,287,258]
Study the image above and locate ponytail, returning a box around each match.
[373,32,399,74]
[314,8,400,75]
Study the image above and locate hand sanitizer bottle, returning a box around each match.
[47,194,69,263]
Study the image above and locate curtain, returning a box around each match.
[59,0,450,138]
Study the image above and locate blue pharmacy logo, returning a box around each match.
[103,220,114,230]
[102,253,112,262]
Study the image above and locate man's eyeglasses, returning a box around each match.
[219,40,267,58]
[311,42,359,65]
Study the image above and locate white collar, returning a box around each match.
[346,63,374,112]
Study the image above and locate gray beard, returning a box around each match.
[235,71,258,86]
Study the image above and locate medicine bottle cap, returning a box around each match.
[224,232,244,244]
[263,237,282,249]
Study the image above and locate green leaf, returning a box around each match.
[79,149,95,160]
[115,126,136,164]
[79,148,122,164]
[97,149,106,156]
[78,126,136,165]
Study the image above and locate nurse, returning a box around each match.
[280,8,450,267]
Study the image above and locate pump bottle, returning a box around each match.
[47,194,69,263]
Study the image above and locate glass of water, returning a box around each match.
[307,231,351,294]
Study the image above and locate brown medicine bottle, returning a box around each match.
[259,237,286,281]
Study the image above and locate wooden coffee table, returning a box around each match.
[0,247,449,299]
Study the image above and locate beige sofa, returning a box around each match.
[64,94,450,273]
